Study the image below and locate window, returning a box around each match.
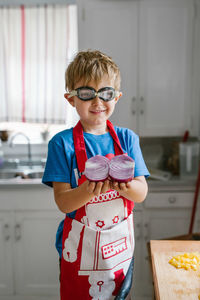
[0,4,79,143]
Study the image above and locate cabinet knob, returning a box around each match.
[140,97,144,115]
[136,223,141,241]
[15,224,21,241]
[132,97,136,115]
[3,224,10,241]
[144,223,149,241]
[168,196,176,204]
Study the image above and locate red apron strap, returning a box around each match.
[107,120,124,155]
[73,120,125,174]
[73,121,87,173]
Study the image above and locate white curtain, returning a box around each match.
[0,4,78,124]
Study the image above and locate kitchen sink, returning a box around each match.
[0,171,20,179]
[0,158,45,181]
[0,168,44,180]
[26,171,44,179]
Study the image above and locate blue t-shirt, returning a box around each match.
[42,126,149,256]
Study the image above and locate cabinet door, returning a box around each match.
[14,210,64,296]
[131,208,154,299]
[0,211,14,295]
[77,0,138,132]
[138,0,194,136]
[131,208,144,298]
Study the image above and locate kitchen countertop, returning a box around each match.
[0,176,197,192]
[148,177,196,192]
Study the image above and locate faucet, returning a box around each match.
[9,132,32,167]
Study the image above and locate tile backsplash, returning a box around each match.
[140,136,199,175]
[0,142,48,161]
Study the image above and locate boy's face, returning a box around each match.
[65,75,122,133]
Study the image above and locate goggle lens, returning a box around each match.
[98,89,115,101]
[78,88,96,100]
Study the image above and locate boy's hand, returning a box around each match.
[85,176,147,203]
[86,179,111,196]
[111,180,133,194]
[111,176,148,203]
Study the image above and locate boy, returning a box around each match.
[42,50,149,300]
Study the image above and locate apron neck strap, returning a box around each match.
[106,120,124,156]
[73,120,124,173]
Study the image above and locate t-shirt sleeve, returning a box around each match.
[127,130,150,178]
[42,137,71,187]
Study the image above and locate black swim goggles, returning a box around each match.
[68,86,120,102]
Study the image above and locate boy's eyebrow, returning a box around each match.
[75,86,114,90]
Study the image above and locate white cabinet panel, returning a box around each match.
[139,0,194,136]
[144,192,194,208]
[14,211,62,296]
[132,209,143,297]
[0,212,14,295]
[78,0,138,131]
[78,0,196,137]
[144,209,191,241]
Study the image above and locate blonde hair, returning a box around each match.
[65,50,121,91]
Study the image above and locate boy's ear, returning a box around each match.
[64,93,75,107]
[115,92,122,103]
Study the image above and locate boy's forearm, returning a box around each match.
[54,177,147,214]
[53,179,111,214]
[54,181,94,213]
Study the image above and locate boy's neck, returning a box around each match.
[80,121,108,135]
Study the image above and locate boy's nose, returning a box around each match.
[92,95,102,104]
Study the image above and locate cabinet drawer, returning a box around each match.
[144,192,194,208]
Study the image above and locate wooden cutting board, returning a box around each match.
[150,240,200,300]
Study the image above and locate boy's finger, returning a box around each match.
[101,180,110,194]
[126,181,131,188]
[93,181,103,196]
[112,181,118,188]
[119,182,126,190]
[87,181,96,194]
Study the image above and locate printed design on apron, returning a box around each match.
[61,120,135,300]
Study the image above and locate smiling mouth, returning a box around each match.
[90,110,106,113]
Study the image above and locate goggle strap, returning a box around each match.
[68,90,77,98]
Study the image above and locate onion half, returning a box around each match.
[84,155,110,181]
[109,155,135,182]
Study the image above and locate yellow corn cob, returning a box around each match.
[169,252,200,271]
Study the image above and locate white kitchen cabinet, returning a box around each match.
[0,212,14,295]
[77,0,138,132]
[0,183,197,300]
[138,0,194,136]
[0,185,64,299]
[14,211,61,296]
[131,208,153,300]
[131,204,154,300]
[77,0,196,137]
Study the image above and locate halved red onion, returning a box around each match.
[84,155,110,181]
[109,155,135,182]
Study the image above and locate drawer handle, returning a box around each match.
[3,224,10,241]
[15,224,21,241]
[132,97,136,115]
[168,196,176,204]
